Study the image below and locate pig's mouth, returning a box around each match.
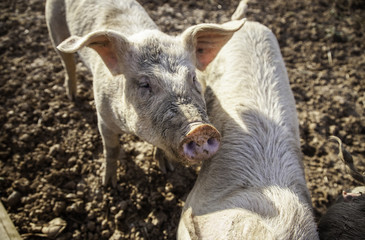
[178,123,221,163]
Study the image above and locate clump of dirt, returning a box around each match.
[0,0,364,239]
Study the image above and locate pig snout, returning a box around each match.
[180,123,221,162]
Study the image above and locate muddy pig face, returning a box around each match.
[122,31,221,164]
[57,20,246,164]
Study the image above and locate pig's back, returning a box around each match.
[65,0,157,37]
[205,21,299,140]
[201,21,310,205]
[181,21,316,239]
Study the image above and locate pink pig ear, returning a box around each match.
[182,19,246,71]
[57,30,129,75]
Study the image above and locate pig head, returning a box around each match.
[46,0,245,186]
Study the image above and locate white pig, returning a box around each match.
[45,0,245,186]
[177,20,319,239]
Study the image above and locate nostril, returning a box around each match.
[183,141,197,159]
[207,137,219,149]
[186,141,196,151]
[205,138,220,156]
[207,138,216,146]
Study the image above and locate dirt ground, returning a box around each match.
[0,0,364,239]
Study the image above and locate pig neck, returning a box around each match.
[184,113,317,238]
[189,22,312,216]
[188,115,311,212]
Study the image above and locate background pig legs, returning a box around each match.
[153,147,175,174]
[45,0,77,100]
[98,121,122,187]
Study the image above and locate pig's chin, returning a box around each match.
[164,148,202,166]
[176,151,202,165]
[180,156,203,165]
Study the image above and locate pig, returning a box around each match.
[45,0,245,186]
[318,136,365,240]
[177,18,319,240]
[318,192,365,240]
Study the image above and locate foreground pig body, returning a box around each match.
[45,0,244,186]
[177,21,318,239]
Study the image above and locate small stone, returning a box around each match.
[110,206,118,215]
[53,201,66,215]
[101,219,109,230]
[101,229,110,238]
[19,133,30,141]
[87,221,96,232]
[115,210,125,222]
[49,144,61,156]
[41,218,67,238]
[7,191,22,207]
[118,200,128,211]
[63,181,76,189]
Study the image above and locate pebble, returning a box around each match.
[115,210,125,221]
[101,229,111,238]
[7,190,22,207]
[48,144,61,156]
[53,201,66,215]
[87,221,96,232]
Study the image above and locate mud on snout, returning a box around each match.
[178,123,221,164]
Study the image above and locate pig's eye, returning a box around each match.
[193,76,202,94]
[139,82,150,89]
[138,79,152,96]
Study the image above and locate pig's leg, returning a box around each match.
[45,0,77,100]
[59,52,77,101]
[153,147,175,174]
[98,121,120,187]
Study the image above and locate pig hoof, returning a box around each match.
[68,93,76,101]
[166,159,175,172]
[64,76,77,101]
[103,172,117,187]
[153,147,175,173]
[158,155,175,173]
[66,90,76,101]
